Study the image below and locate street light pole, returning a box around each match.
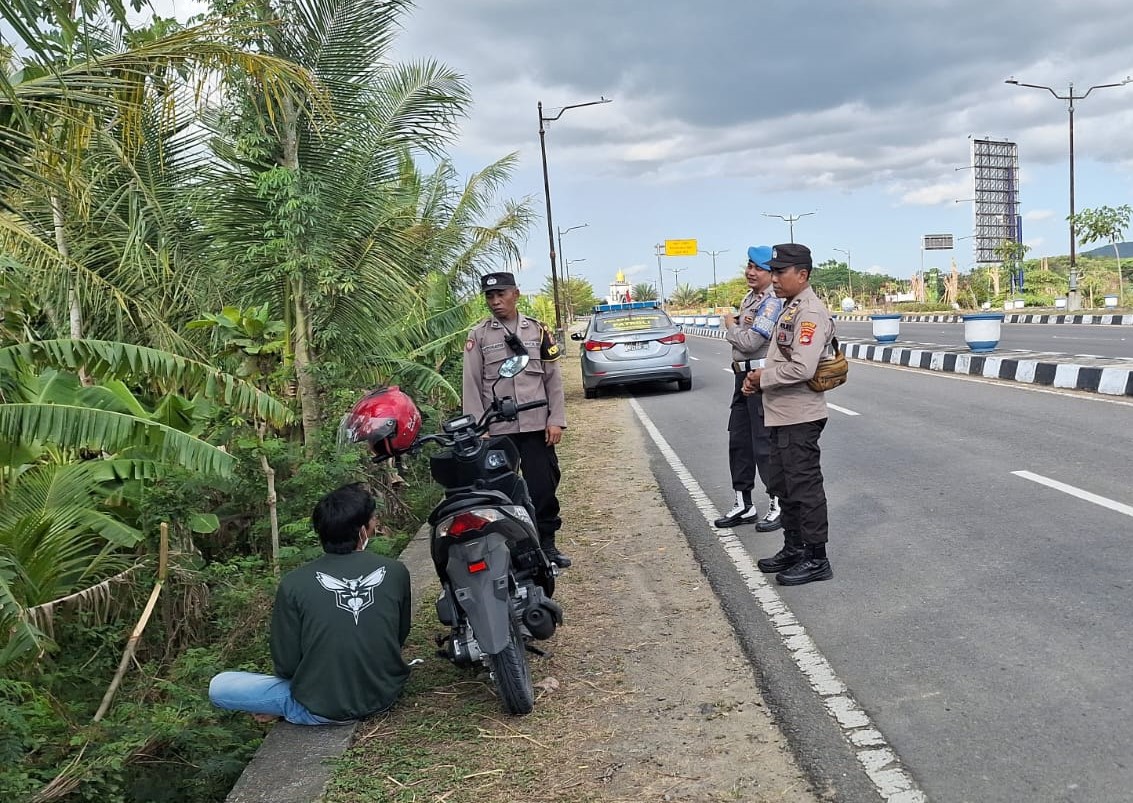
[556,223,589,322]
[539,97,611,338]
[1005,76,1131,310]
[762,211,815,243]
[564,258,586,323]
[699,248,728,308]
[833,247,852,305]
[654,244,666,309]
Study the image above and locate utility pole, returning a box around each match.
[700,248,728,308]
[654,244,666,309]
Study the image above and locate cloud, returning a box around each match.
[391,0,1133,197]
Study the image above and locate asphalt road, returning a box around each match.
[615,335,1133,803]
[834,320,1133,360]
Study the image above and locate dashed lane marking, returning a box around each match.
[1012,471,1133,518]
[826,403,861,416]
[628,397,926,803]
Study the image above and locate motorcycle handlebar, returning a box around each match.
[514,400,548,412]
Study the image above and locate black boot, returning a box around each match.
[541,536,572,568]
[756,532,804,573]
[775,544,832,586]
[714,490,759,528]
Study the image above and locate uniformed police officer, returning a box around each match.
[742,244,835,585]
[714,246,784,530]
[462,272,571,568]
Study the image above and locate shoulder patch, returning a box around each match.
[540,324,561,362]
[465,338,475,351]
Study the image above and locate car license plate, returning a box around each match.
[623,342,647,351]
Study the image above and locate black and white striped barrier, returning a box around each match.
[832,313,1133,325]
[683,327,1133,396]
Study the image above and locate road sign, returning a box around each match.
[664,239,698,256]
[922,234,954,250]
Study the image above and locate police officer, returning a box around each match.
[462,272,571,568]
[714,246,784,530]
[742,244,835,585]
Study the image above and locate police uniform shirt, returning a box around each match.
[726,287,782,363]
[462,315,567,435]
[759,285,834,426]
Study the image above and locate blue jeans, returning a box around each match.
[208,671,353,726]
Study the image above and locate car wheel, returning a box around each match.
[677,378,692,391]
[584,387,599,399]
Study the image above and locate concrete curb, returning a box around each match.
[683,327,1133,397]
[832,313,1133,325]
[225,523,435,803]
[839,340,1133,396]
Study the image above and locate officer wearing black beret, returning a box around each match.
[462,272,571,567]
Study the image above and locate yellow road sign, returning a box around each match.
[664,238,698,256]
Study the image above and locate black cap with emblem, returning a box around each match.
[481,272,518,292]
[768,243,814,271]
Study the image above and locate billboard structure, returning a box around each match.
[970,139,1021,264]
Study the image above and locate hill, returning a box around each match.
[1081,241,1133,259]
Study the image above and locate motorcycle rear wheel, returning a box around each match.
[488,616,535,715]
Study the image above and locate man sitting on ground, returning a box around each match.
[209,483,412,724]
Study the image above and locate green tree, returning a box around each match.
[631,282,657,302]
[669,282,703,310]
[1070,204,1131,303]
[539,275,600,323]
[198,0,475,449]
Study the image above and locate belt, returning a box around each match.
[731,358,764,374]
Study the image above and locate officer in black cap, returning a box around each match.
[462,272,571,567]
[741,244,836,585]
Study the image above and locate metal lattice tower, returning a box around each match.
[971,139,1020,263]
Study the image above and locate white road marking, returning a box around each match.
[689,355,700,360]
[1012,471,1133,518]
[826,403,861,416]
[628,398,925,803]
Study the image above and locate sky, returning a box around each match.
[149,1,1133,293]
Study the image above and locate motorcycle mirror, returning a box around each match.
[498,354,529,378]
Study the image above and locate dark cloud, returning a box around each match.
[391,0,1133,196]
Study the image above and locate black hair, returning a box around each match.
[311,483,376,554]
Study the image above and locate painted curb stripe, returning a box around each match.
[629,397,926,803]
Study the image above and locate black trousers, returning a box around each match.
[765,419,828,545]
[727,373,771,495]
[505,431,561,540]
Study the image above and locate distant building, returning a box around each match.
[607,270,631,304]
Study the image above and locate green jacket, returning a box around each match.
[270,550,411,721]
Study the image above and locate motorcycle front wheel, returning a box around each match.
[488,616,535,715]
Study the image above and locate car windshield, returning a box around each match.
[593,313,671,334]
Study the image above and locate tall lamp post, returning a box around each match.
[564,258,586,323]
[762,211,815,243]
[557,223,588,323]
[539,98,611,340]
[654,244,666,309]
[1005,76,1131,311]
[699,248,728,308]
[833,247,853,306]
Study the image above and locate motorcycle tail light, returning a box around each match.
[438,508,503,538]
[658,332,685,344]
[467,559,489,574]
[584,340,615,351]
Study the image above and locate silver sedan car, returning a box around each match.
[571,302,693,398]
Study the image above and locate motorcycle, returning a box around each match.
[413,354,562,715]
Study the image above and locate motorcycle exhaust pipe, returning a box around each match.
[523,599,563,640]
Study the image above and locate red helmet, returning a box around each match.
[340,386,422,457]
